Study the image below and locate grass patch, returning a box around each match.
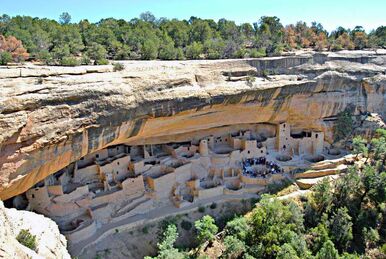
[16,229,37,251]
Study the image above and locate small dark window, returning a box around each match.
[96,154,99,158]
[248,151,250,154]
[116,172,119,175]
[283,145,286,149]
[32,194,35,198]
[225,138,227,141]
[117,147,119,150]
[283,124,286,128]
[117,162,120,165]
[261,150,264,153]
[315,134,318,138]
[80,157,84,161]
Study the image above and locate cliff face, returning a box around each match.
[0,50,385,200]
[0,200,70,258]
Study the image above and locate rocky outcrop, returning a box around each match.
[0,200,70,258]
[0,50,385,200]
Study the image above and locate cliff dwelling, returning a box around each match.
[6,122,343,245]
[1,50,385,258]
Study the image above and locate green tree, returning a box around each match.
[86,42,107,64]
[0,51,12,65]
[223,235,245,259]
[352,136,368,158]
[194,215,218,244]
[141,39,159,60]
[276,243,299,259]
[59,12,71,25]
[334,110,353,141]
[328,207,353,251]
[308,223,330,254]
[225,216,249,241]
[185,41,203,59]
[203,39,225,59]
[146,224,184,259]
[316,240,339,259]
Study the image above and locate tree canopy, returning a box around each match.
[0,12,384,65]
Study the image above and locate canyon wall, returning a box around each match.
[0,50,385,200]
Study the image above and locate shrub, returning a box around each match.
[142,226,149,234]
[198,206,206,213]
[0,51,12,65]
[246,75,256,86]
[159,43,177,60]
[248,48,266,58]
[60,56,80,66]
[16,229,37,251]
[266,178,294,194]
[141,39,159,60]
[185,42,203,59]
[113,62,125,72]
[194,215,218,244]
[180,220,193,231]
[209,202,217,210]
[80,55,92,65]
[334,110,353,141]
[96,58,109,65]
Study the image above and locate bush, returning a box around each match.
[16,229,37,251]
[142,226,149,234]
[96,58,109,65]
[248,48,266,58]
[60,56,80,66]
[80,55,91,65]
[0,51,12,65]
[141,39,158,60]
[113,62,125,72]
[266,178,294,194]
[209,202,217,210]
[159,43,177,60]
[333,110,353,141]
[246,76,256,86]
[198,206,206,213]
[185,42,203,59]
[194,215,218,244]
[180,220,193,231]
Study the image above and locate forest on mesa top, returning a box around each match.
[0,12,385,66]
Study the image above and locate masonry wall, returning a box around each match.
[147,172,176,199]
[26,186,51,211]
[197,186,224,199]
[174,163,192,184]
[53,185,89,203]
[121,175,145,196]
[74,164,99,184]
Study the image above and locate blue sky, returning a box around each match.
[1,0,385,32]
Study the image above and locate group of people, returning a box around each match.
[242,157,283,178]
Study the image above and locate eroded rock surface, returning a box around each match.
[0,200,70,259]
[0,50,385,200]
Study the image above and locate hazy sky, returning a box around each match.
[1,0,385,32]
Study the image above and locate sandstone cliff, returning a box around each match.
[0,50,385,200]
[0,200,70,258]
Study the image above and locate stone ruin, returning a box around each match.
[7,122,345,245]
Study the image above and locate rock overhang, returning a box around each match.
[0,50,385,200]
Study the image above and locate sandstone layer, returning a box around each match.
[0,200,70,258]
[0,50,385,200]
